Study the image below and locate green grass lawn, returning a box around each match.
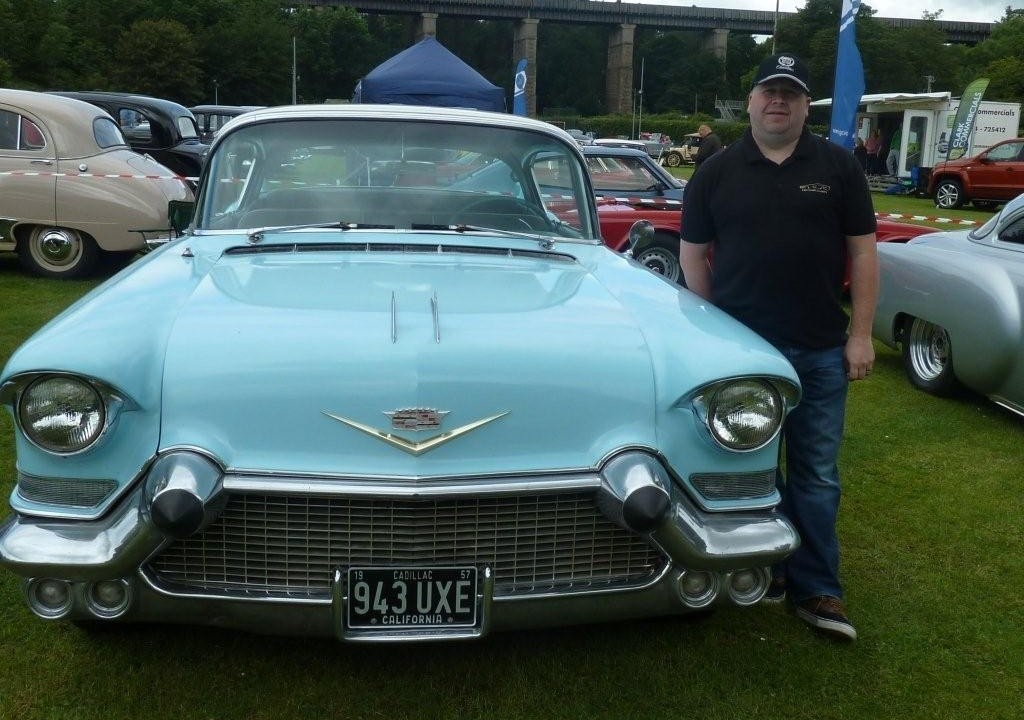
[0,253,1022,720]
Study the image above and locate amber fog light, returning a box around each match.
[87,579,131,618]
[26,578,73,619]
[18,376,105,454]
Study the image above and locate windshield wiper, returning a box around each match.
[410,222,557,249]
[247,221,394,244]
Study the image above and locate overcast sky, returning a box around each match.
[625,0,1022,24]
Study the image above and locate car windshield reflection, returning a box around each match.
[198,119,595,240]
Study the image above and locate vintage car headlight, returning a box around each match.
[696,379,784,452]
[17,376,106,454]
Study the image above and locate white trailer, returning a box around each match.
[811,92,1021,179]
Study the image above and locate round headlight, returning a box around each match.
[707,380,782,451]
[18,376,106,454]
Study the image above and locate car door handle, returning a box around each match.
[29,159,53,166]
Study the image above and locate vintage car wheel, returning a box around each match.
[934,179,964,210]
[663,151,684,168]
[19,226,99,279]
[902,317,958,395]
[635,236,682,285]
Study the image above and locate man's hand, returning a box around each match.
[845,335,875,381]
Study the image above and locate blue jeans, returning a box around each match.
[774,344,849,602]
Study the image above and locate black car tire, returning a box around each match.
[934,179,964,209]
[634,234,684,285]
[18,226,99,279]
[664,151,684,168]
[902,316,959,395]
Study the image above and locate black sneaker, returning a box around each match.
[760,577,787,605]
[795,596,857,641]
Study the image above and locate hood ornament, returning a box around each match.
[323,409,508,456]
[384,408,449,431]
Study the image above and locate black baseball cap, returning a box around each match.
[752,54,810,94]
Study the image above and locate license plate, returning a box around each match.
[346,567,478,629]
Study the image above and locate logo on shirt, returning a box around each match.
[800,183,831,194]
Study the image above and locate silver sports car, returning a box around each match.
[873,193,1024,418]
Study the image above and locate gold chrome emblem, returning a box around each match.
[322,410,508,456]
[384,408,449,431]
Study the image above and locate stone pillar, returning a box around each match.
[513,18,539,116]
[606,24,635,115]
[416,12,438,41]
[703,28,729,66]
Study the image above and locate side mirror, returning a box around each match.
[168,200,195,234]
[627,220,655,256]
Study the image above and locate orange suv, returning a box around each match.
[929,137,1024,210]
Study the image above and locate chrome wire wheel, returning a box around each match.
[903,316,957,395]
[664,152,683,168]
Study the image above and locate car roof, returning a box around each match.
[50,91,194,120]
[217,104,580,145]
[189,104,266,114]
[582,145,652,159]
[0,88,126,158]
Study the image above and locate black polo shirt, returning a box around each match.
[681,128,876,349]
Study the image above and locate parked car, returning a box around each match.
[592,137,664,160]
[0,89,192,278]
[565,128,594,146]
[583,145,685,201]
[873,192,1024,418]
[190,104,265,143]
[0,104,802,640]
[50,91,209,180]
[662,133,703,167]
[929,137,1024,210]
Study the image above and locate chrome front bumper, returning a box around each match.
[0,450,799,640]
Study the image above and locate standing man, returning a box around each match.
[679,53,877,642]
[693,124,722,171]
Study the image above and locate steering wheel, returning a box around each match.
[459,196,553,231]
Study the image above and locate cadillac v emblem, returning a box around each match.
[322,409,509,456]
[385,408,449,431]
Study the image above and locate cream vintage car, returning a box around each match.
[0,89,193,278]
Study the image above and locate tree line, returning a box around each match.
[1,0,1022,117]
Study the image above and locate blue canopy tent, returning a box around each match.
[352,37,506,112]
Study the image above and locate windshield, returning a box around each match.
[197,118,596,240]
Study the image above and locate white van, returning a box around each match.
[811,92,1021,180]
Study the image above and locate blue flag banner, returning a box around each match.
[513,59,528,116]
[947,78,989,161]
[828,0,865,150]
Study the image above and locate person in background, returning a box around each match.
[885,127,902,176]
[680,53,878,643]
[864,128,882,173]
[693,124,722,171]
[853,135,868,171]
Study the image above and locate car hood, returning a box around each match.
[158,247,659,476]
[932,156,973,171]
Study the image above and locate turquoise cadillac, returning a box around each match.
[0,105,801,641]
